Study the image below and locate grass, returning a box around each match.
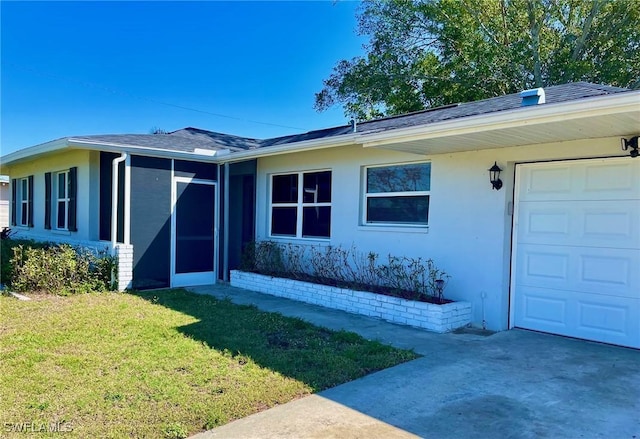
[0,289,418,438]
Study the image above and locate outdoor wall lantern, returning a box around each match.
[621,136,639,158]
[489,161,503,190]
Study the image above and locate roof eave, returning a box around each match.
[0,138,70,169]
[66,138,230,161]
[0,138,231,170]
[360,91,640,150]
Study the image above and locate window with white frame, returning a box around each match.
[363,162,430,226]
[19,178,30,226]
[55,170,70,230]
[270,170,331,238]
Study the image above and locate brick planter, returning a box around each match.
[230,270,471,333]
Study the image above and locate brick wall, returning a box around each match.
[230,270,471,333]
[113,244,133,291]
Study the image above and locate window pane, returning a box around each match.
[57,201,66,228]
[271,207,297,236]
[58,173,66,198]
[303,171,331,203]
[21,179,28,200]
[367,163,431,193]
[272,174,298,203]
[367,196,429,224]
[302,206,331,238]
[21,203,28,225]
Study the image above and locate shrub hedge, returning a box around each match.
[1,238,117,295]
[241,241,451,304]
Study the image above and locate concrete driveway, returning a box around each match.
[189,284,640,439]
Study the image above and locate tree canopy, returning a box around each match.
[315,0,640,120]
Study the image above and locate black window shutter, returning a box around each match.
[44,172,52,230]
[68,167,78,232]
[10,179,16,226]
[27,175,34,227]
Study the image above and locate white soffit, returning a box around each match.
[361,93,640,155]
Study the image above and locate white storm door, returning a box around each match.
[171,177,217,287]
[512,158,640,348]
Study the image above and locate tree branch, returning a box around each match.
[570,0,602,61]
[526,0,543,87]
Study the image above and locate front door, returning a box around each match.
[171,177,217,287]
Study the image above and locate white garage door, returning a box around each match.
[512,158,640,348]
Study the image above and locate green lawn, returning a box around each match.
[0,289,418,438]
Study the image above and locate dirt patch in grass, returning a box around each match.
[1,289,418,438]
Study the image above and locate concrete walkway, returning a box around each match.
[188,283,640,439]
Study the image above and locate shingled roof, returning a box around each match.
[185,82,631,151]
[355,82,627,132]
[68,129,256,153]
[11,82,636,159]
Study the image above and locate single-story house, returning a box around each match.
[1,82,639,348]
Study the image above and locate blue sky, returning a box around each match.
[1,1,365,155]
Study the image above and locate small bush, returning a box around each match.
[241,241,451,303]
[240,240,286,275]
[6,240,117,295]
[1,238,51,286]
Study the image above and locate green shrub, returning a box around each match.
[1,238,51,286]
[7,240,117,295]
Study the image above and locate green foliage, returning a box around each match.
[7,240,117,295]
[241,241,451,303]
[1,239,50,287]
[240,240,286,275]
[316,0,640,120]
[163,423,188,439]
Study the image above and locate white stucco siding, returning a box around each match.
[4,150,99,242]
[255,137,627,331]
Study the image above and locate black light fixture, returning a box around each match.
[621,136,639,158]
[489,161,503,190]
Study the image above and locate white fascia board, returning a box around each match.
[1,138,70,168]
[4,134,361,167]
[218,133,362,164]
[360,91,640,148]
[67,139,228,162]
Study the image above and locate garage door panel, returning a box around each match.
[517,247,570,284]
[517,200,639,248]
[524,208,570,236]
[519,160,639,201]
[515,286,639,348]
[518,289,568,327]
[524,166,573,197]
[583,207,635,241]
[513,158,640,348]
[578,301,631,336]
[517,244,638,298]
[579,252,636,293]
[584,162,637,194]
